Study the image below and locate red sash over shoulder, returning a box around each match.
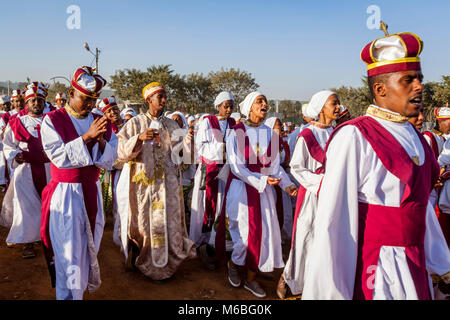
[326,116,439,300]
[8,116,49,197]
[200,115,235,233]
[290,128,326,247]
[40,108,112,286]
[215,122,274,271]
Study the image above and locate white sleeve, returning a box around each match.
[2,124,21,168]
[91,131,118,170]
[226,129,268,193]
[438,138,450,167]
[424,202,450,277]
[289,136,324,194]
[41,115,94,169]
[196,118,224,163]
[302,126,363,300]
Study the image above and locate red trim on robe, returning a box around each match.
[326,116,439,300]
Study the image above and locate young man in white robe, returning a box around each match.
[215,92,297,298]
[116,82,196,281]
[190,92,236,270]
[40,66,118,300]
[3,83,52,258]
[302,32,450,300]
[277,90,340,299]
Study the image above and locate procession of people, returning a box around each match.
[0,30,449,301]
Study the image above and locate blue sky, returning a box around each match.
[0,0,449,101]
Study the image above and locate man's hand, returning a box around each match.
[138,128,158,141]
[15,152,24,164]
[286,185,298,197]
[82,117,108,144]
[188,127,194,138]
[267,176,282,186]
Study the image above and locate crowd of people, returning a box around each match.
[0,31,449,301]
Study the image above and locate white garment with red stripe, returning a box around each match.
[302,113,450,300]
[225,123,294,272]
[3,114,51,244]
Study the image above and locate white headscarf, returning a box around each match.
[214,91,234,109]
[305,90,336,120]
[170,111,188,129]
[120,106,137,119]
[187,116,195,126]
[230,112,241,122]
[239,91,264,118]
[264,117,279,129]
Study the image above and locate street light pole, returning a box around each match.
[83,42,100,73]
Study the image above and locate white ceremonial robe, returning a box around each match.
[302,114,450,300]
[226,123,294,272]
[3,115,51,244]
[41,112,118,300]
[190,117,232,248]
[424,131,446,208]
[279,141,294,243]
[437,138,450,215]
[283,125,333,295]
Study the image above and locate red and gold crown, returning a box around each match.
[71,66,107,98]
[99,97,117,113]
[361,32,423,77]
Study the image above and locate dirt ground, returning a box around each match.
[0,207,299,300]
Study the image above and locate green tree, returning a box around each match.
[208,68,259,104]
[46,82,70,103]
[183,73,214,114]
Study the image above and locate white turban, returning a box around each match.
[304,90,336,120]
[187,116,195,125]
[264,117,279,129]
[214,91,234,109]
[120,106,137,119]
[239,91,264,118]
[170,111,188,129]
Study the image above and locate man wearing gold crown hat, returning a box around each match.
[116,81,196,281]
[302,32,450,300]
[2,83,52,259]
[40,66,118,300]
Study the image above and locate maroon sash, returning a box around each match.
[326,116,439,300]
[8,116,49,198]
[200,115,235,232]
[40,108,112,287]
[215,122,274,271]
[274,137,291,229]
[291,128,326,247]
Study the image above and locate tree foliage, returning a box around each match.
[109,65,259,115]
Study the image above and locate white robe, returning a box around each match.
[3,114,51,244]
[225,123,294,272]
[438,138,450,215]
[41,112,118,300]
[302,113,450,300]
[283,125,333,295]
[424,131,446,208]
[189,117,231,248]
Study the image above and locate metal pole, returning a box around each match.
[96,48,99,73]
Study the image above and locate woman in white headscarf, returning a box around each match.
[215,92,298,298]
[264,117,295,244]
[277,90,341,299]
